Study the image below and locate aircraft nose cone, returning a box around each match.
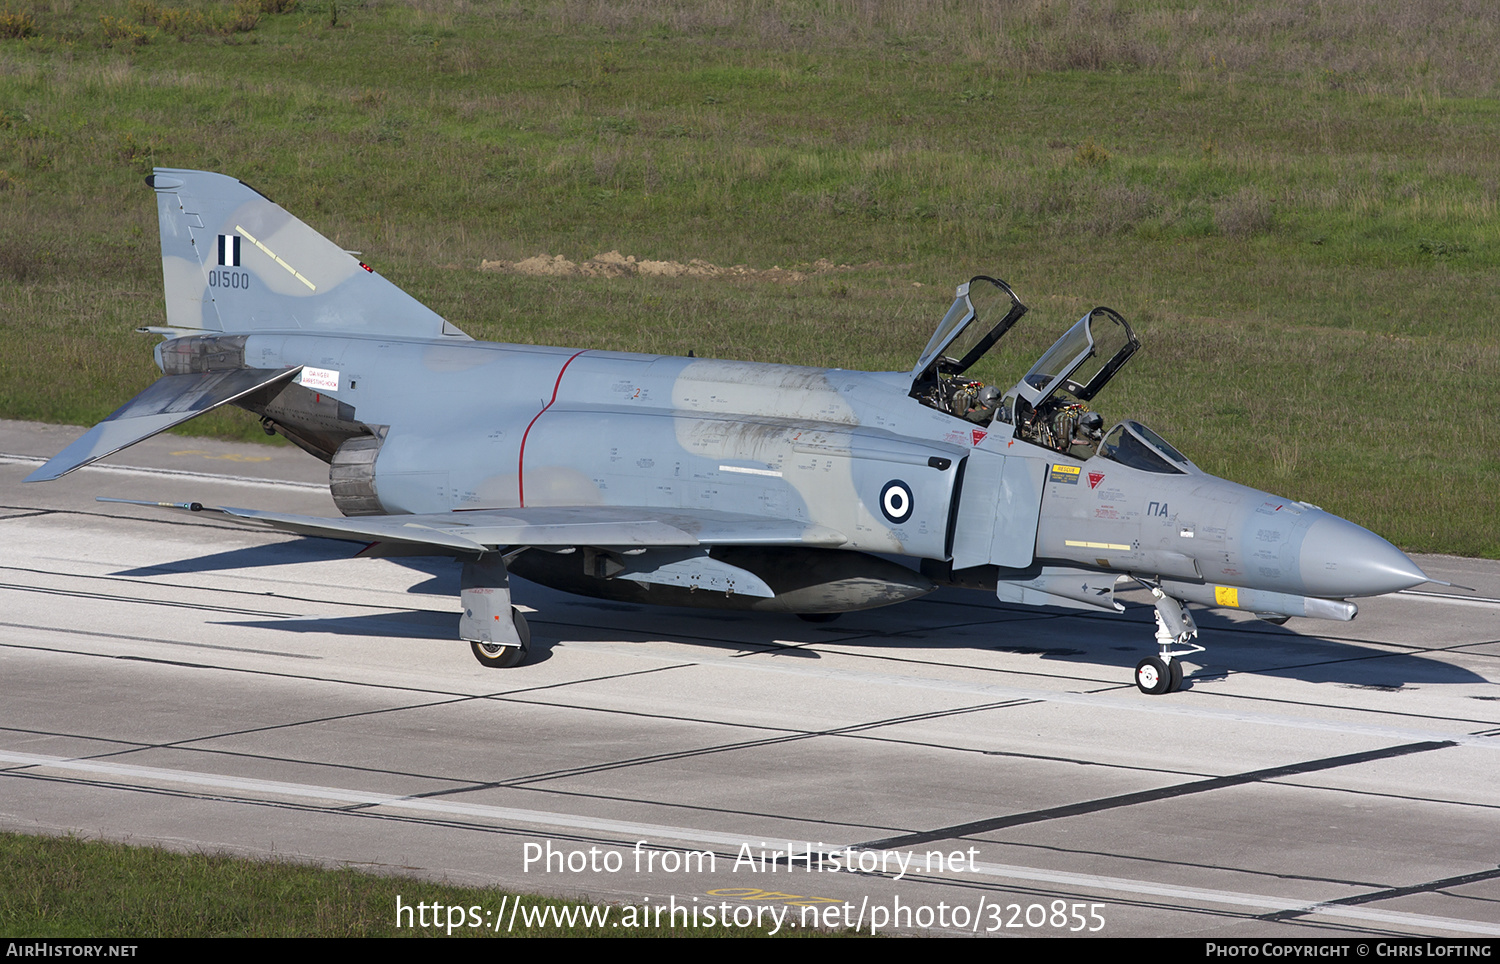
[1298,514,1430,597]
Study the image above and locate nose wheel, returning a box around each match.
[1133,589,1202,694]
[1134,654,1186,694]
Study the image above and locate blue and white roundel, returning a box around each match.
[880,480,914,524]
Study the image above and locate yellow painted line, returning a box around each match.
[1065,540,1131,551]
[170,449,272,463]
[708,888,841,907]
[236,224,317,291]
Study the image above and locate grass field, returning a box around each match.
[1,0,1496,555]
[0,832,802,936]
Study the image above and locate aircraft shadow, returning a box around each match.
[212,593,1485,687]
[126,545,1485,689]
[114,538,360,576]
[970,600,1489,690]
[214,608,562,667]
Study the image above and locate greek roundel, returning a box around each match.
[880,479,914,524]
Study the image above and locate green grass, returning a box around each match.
[1,0,1496,555]
[0,832,810,937]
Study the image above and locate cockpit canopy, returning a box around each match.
[909,276,1027,383]
[1098,420,1200,474]
[1012,306,1138,409]
[908,277,1202,470]
[909,277,1141,453]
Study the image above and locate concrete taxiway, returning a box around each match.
[2,419,1497,937]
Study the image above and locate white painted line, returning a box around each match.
[719,465,782,477]
[1396,589,1500,610]
[965,860,1500,936]
[0,750,756,848]
[0,454,325,491]
[4,749,1496,936]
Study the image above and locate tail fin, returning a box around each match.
[24,170,469,483]
[149,168,469,339]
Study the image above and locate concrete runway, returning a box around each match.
[2,419,1497,938]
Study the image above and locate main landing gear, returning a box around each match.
[460,555,532,669]
[1134,587,1203,695]
[471,608,531,668]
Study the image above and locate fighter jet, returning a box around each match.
[26,169,1439,693]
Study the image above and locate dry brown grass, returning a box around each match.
[0,8,35,37]
[1213,186,1273,239]
[523,0,1500,95]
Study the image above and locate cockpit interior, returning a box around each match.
[910,276,1193,471]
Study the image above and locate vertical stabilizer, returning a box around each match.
[148,168,469,339]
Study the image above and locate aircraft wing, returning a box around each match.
[102,500,850,554]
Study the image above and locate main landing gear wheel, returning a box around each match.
[470,608,531,668]
[1135,656,1173,695]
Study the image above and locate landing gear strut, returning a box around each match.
[460,555,532,669]
[1134,587,1202,694]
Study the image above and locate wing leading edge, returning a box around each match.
[100,499,850,554]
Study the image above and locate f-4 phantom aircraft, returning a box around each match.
[27,169,1439,693]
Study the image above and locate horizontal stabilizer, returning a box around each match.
[24,368,301,483]
[98,500,849,555]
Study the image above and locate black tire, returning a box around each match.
[470,609,531,668]
[1135,656,1172,695]
[1168,658,1185,692]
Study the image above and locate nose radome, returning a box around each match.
[1298,513,1431,597]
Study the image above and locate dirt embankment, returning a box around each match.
[480,250,865,283]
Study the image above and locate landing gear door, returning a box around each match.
[950,448,1048,570]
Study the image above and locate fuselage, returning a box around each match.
[216,329,1426,613]
[229,331,965,557]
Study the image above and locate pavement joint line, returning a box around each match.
[1259,864,1500,923]
[559,641,1500,749]
[856,741,1454,850]
[3,749,1497,937]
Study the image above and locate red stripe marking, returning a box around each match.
[517,349,588,507]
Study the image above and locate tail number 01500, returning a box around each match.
[209,269,251,290]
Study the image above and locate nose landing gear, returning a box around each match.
[1134,588,1203,694]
